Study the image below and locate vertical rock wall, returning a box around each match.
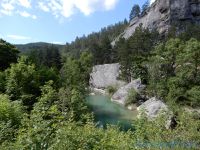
[112,0,200,45]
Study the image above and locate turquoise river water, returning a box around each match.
[86,95,137,130]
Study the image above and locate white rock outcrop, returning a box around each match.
[111,79,146,105]
[89,63,125,89]
[137,97,169,119]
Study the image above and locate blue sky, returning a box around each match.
[0,0,153,44]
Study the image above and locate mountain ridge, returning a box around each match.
[15,42,65,53]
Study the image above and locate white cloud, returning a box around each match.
[0,1,15,15]
[1,2,14,11]
[0,0,119,19]
[18,11,37,19]
[0,0,37,19]
[7,34,31,40]
[38,0,119,18]
[104,0,117,10]
[18,0,31,8]
[38,2,49,12]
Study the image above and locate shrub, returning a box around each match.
[107,86,117,96]
[125,89,141,106]
[0,94,23,144]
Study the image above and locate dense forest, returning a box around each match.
[0,3,200,149]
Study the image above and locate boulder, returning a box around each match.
[111,79,146,105]
[89,63,125,89]
[137,97,170,119]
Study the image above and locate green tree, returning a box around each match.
[5,56,37,109]
[141,0,150,14]
[128,25,159,83]
[125,89,141,106]
[14,81,60,150]
[0,39,19,71]
[177,38,200,84]
[116,38,132,82]
[148,38,183,98]
[79,52,93,84]
[45,45,62,69]
[0,72,6,93]
[168,38,200,106]
[61,57,83,89]
[129,4,141,21]
[100,36,114,64]
[0,94,23,144]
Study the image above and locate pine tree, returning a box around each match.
[141,0,150,14]
[129,4,141,21]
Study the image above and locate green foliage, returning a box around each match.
[148,38,183,98]
[129,4,140,21]
[141,0,150,14]
[27,45,62,70]
[0,10,200,150]
[0,94,23,144]
[186,86,200,107]
[79,52,93,84]
[147,38,200,107]
[61,57,83,89]
[116,38,132,82]
[5,56,36,106]
[116,25,159,83]
[0,39,19,71]
[34,66,61,89]
[91,36,116,64]
[178,23,200,41]
[0,94,22,126]
[50,123,134,150]
[4,56,61,111]
[61,52,93,90]
[106,86,117,96]
[133,109,200,150]
[64,20,128,63]
[125,89,140,106]
[0,72,6,93]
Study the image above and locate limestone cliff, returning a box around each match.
[112,0,200,45]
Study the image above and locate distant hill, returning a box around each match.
[15,42,65,53]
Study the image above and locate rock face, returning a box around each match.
[137,97,169,119]
[89,63,125,89]
[112,0,200,45]
[111,79,146,105]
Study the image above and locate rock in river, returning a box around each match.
[111,79,146,105]
[137,97,170,119]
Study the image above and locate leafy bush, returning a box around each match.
[125,89,141,106]
[0,72,5,93]
[0,94,23,126]
[0,94,23,144]
[107,86,117,95]
[133,110,200,150]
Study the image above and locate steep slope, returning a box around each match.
[112,0,200,45]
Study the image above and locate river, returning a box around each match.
[86,95,137,130]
